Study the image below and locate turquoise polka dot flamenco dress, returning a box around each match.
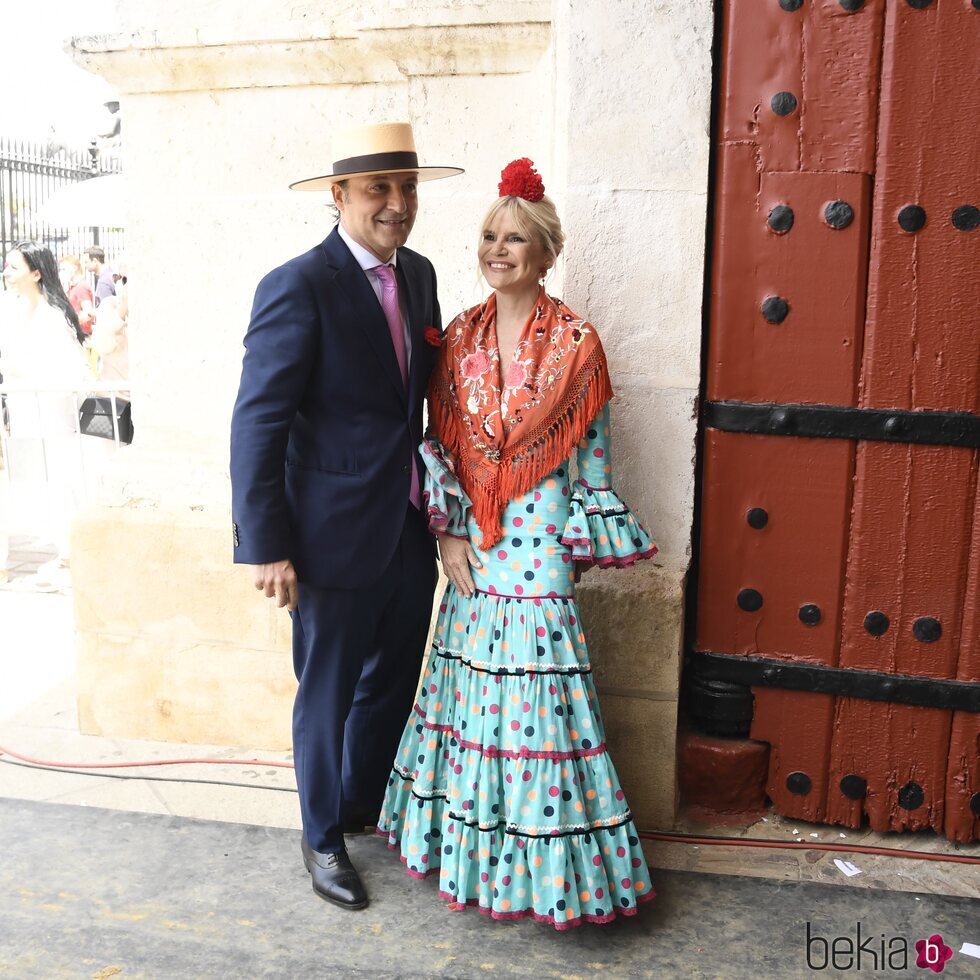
[378,401,658,930]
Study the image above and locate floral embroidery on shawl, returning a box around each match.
[428,286,613,549]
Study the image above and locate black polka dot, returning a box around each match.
[512,538,523,547]
[582,739,592,749]
[533,538,541,546]
[524,726,535,736]
[526,504,534,514]
[544,805,555,816]
[494,629,501,640]
[557,468,565,476]
[556,900,566,911]
[555,705,564,715]
[587,430,597,440]
[562,791,573,802]
[537,645,546,657]
[524,571,535,581]
[552,630,562,641]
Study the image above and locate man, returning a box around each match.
[230,122,462,911]
[84,246,115,305]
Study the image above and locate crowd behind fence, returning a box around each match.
[0,136,124,270]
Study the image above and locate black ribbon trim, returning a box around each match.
[391,770,634,839]
[434,648,592,677]
[331,150,420,176]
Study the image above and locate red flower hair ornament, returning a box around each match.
[498,158,545,202]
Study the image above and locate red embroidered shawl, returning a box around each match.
[428,287,613,549]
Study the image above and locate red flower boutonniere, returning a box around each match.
[424,326,443,347]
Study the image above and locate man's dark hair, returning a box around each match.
[85,245,106,262]
[327,179,349,223]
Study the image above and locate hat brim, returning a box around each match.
[289,166,463,192]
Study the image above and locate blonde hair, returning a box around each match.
[479,194,565,270]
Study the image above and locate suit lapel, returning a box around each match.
[321,229,406,402]
[398,257,428,411]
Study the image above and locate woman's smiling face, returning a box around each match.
[478,211,549,295]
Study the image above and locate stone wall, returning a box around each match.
[70,0,712,831]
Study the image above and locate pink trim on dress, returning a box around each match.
[379,841,657,930]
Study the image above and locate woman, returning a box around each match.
[0,242,90,578]
[379,160,658,929]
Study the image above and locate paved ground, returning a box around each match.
[3,797,979,980]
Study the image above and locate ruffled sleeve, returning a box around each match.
[559,404,658,569]
[419,438,472,538]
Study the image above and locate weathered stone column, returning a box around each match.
[552,0,712,829]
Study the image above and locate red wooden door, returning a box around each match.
[692,0,979,842]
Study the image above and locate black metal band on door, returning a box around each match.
[688,650,980,713]
[704,400,980,449]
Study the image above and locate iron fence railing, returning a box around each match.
[0,137,124,271]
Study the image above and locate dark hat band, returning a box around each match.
[332,150,420,177]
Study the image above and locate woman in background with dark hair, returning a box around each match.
[0,241,90,586]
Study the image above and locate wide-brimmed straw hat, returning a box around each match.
[289,121,463,191]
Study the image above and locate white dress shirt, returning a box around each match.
[337,222,412,361]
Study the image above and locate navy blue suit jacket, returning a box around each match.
[230,227,440,589]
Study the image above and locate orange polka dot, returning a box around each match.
[500,899,511,911]
[635,881,646,892]
[580,890,591,902]
[533,856,543,868]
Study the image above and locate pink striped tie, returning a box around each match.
[373,263,420,508]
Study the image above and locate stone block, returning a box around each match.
[76,628,294,749]
[600,693,678,831]
[677,729,770,819]
[72,505,282,650]
[577,564,683,698]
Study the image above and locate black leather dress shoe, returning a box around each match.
[301,838,368,910]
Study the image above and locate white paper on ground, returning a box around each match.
[960,943,980,960]
[833,858,862,877]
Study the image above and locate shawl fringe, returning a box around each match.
[429,345,613,550]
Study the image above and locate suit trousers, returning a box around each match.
[290,502,436,853]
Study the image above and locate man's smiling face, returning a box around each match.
[333,172,419,262]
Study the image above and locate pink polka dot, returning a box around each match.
[454,765,463,774]
[595,887,604,899]
[622,879,631,888]
[513,517,524,526]
[592,855,602,866]
[617,846,626,857]
[632,858,643,867]
[522,770,532,782]
[536,626,547,637]
[549,786,560,797]
[515,585,524,595]
[615,789,624,800]
[497,550,508,560]
[489,704,499,714]
[546,524,556,534]
[481,872,489,882]
[534,492,542,501]
[502,875,511,886]
[510,720,520,731]
[593,448,604,457]
[429,684,437,693]
[522,702,531,712]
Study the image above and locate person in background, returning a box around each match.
[84,245,115,305]
[0,241,90,588]
[58,254,95,335]
[88,255,129,382]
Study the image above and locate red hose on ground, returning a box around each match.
[2,744,978,865]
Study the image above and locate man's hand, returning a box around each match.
[438,535,482,598]
[250,560,299,611]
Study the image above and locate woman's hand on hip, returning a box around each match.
[438,535,482,598]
